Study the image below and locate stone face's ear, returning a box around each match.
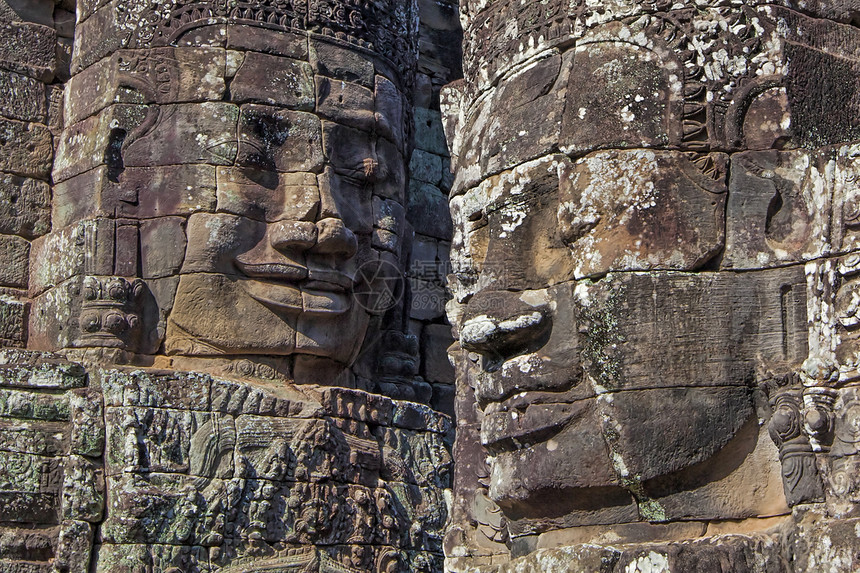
[440,79,466,167]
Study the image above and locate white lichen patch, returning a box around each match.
[498,311,543,332]
[803,534,856,573]
[460,315,496,345]
[625,551,670,573]
[519,289,549,308]
[619,105,635,123]
[501,354,542,376]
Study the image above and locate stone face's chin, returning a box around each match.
[486,402,620,507]
[483,386,757,513]
[240,279,304,313]
[168,271,367,361]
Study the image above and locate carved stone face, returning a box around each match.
[450,153,807,528]
[158,34,408,369]
[443,4,855,535]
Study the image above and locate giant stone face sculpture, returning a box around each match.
[34,0,418,392]
[443,0,860,567]
[165,38,393,368]
[0,2,455,572]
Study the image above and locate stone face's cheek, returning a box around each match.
[216,167,320,223]
[487,400,622,501]
[167,272,299,356]
[181,213,265,275]
[318,167,373,236]
[237,105,324,173]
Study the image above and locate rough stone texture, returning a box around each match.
[0,352,451,572]
[0,1,459,571]
[17,0,860,571]
[444,0,860,570]
[31,0,434,394]
[0,118,52,179]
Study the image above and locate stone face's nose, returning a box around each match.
[460,290,552,371]
[312,217,358,259]
[268,220,317,253]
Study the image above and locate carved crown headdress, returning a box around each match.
[125,0,418,76]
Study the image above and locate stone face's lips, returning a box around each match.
[460,310,547,350]
[480,400,585,453]
[235,260,354,314]
[301,288,351,314]
[306,269,354,290]
[241,279,353,315]
[234,260,308,281]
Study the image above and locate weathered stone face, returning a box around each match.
[2,2,461,571]
[33,5,419,386]
[444,0,860,564]
[161,40,395,366]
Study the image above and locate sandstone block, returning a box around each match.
[227,24,307,59]
[310,39,375,88]
[421,323,455,385]
[410,149,443,185]
[64,47,228,125]
[0,69,45,122]
[375,75,407,150]
[237,106,323,173]
[413,108,448,156]
[723,149,832,269]
[122,102,239,167]
[231,52,314,110]
[0,20,56,81]
[61,455,104,522]
[217,167,319,223]
[0,234,28,288]
[558,150,727,278]
[0,295,27,347]
[407,181,451,240]
[315,75,375,131]
[69,387,105,457]
[139,217,186,280]
[0,118,52,179]
[54,520,95,573]
[560,38,683,154]
[53,105,148,183]
[0,349,85,390]
[0,173,50,239]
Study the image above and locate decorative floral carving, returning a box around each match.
[78,276,147,350]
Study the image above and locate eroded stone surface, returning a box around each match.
[0,352,451,572]
[0,1,459,572]
[445,0,860,570]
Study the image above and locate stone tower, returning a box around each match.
[0,0,460,571]
[443,0,860,570]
